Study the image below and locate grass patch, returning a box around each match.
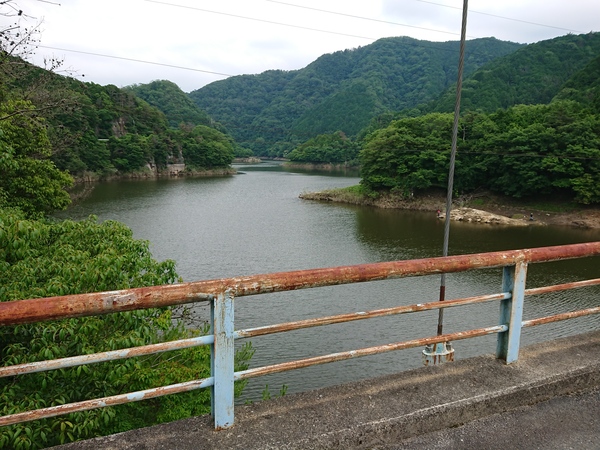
[524,202,579,213]
[300,185,374,205]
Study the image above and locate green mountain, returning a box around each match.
[552,54,600,112]
[188,36,523,156]
[126,80,213,128]
[0,57,237,177]
[429,33,600,113]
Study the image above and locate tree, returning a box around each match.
[287,131,359,164]
[0,99,73,217]
[0,208,253,448]
[360,113,453,195]
[360,102,600,204]
[180,125,235,169]
[1,1,42,63]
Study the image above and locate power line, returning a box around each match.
[33,1,591,88]
[415,0,585,33]
[144,0,520,60]
[37,45,233,78]
[267,0,585,37]
[265,0,461,38]
[144,0,376,41]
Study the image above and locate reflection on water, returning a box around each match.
[58,162,600,401]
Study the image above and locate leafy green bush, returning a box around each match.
[0,209,252,448]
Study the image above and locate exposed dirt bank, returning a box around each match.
[300,190,600,229]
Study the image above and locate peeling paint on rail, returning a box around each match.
[1,243,599,326]
[0,243,599,429]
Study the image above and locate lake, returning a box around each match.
[58,162,600,401]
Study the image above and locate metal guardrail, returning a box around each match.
[1,242,600,430]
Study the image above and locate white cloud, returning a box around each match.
[13,0,600,92]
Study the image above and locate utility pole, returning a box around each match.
[423,0,469,366]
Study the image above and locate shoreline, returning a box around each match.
[300,189,600,230]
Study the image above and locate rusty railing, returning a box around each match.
[1,242,600,429]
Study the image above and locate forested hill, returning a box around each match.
[188,36,523,156]
[0,55,241,194]
[126,80,213,128]
[553,54,600,112]
[429,32,600,113]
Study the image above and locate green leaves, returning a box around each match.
[360,102,600,204]
[180,125,235,169]
[127,80,212,129]
[287,131,359,164]
[360,113,453,194]
[0,101,73,218]
[0,210,254,447]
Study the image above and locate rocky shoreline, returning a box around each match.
[300,190,600,230]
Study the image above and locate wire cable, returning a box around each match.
[37,45,233,78]
[416,0,585,33]
[265,0,461,38]
[144,0,376,41]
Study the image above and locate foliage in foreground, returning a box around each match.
[0,209,253,448]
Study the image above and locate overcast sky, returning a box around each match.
[16,0,600,93]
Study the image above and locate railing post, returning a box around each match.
[496,261,527,363]
[210,290,235,429]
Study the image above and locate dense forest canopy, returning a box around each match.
[360,101,600,204]
[189,36,523,157]
[1,56,238,184]
[428,33,600,113]
[126,80,213,128]
[287,131,359,164]
[553,54,600,112]
[355,32,600,206]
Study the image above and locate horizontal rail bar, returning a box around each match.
[522,306,600,328]
[235,292,510,339]
[235,325,508,381]
[524,278,600,297]
[0,335,214,378]
[2,242,599,326]
[0,324,507,427]
[0,376,214,427]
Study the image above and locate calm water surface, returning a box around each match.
[59,162,600,401]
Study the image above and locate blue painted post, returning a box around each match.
[496,261,528,363]
[210,290,235,429]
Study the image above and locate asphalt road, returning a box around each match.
[387,387,600,450]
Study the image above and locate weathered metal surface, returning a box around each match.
[496,262,528,363]
[0,335,214,378]
[236,292,510,339]
[0,243,598,430]
[522,306,600,328]
[525,278,600,297]
[235,326,507,381]
[212,291,235,430]
[422,342,455,366]
[0,376,214,427]
[1,243,599,326]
